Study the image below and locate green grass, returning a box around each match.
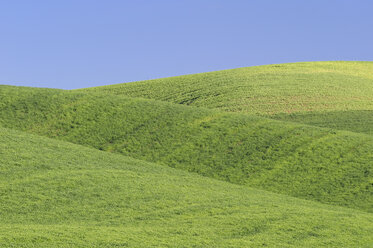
[79,61,373,134]
[1,85,372,212]
[272,110,373,135]
[1,126,373,247]
[1,61,372,246]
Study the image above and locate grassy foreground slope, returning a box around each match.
[1,85,372,212]
[1,127,373,247]
[79,61,373,135]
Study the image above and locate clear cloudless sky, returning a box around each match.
[1,0,372,89]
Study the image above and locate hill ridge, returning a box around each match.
[77,61,373,135]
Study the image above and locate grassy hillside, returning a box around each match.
[1,126,373,247]
[1,85,372,212]
[271,110,373,135]
[79,61,373,135]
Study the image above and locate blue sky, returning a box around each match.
[1,0,372,89]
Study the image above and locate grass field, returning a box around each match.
[1,126,373,247]
[1,61,372,247]
[272,110,373,135]
[80,61,373,134]
[1,85,372,212]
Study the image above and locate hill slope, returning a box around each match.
[79,61,373,135]
[1,126,373,247]
[1,85,372,212]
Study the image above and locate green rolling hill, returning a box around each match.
[1,85,372,212]
[79,61,373,135]
[1,126,372,247]
[1,61,372,247]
